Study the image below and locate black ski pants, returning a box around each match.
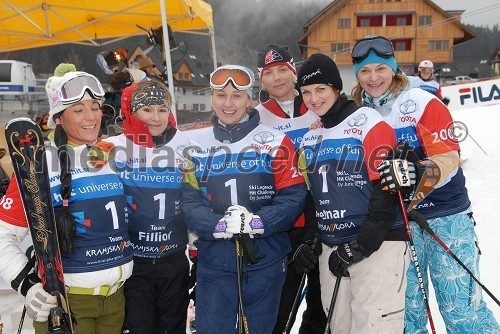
[273,227,327,334]
[122,251,190,334]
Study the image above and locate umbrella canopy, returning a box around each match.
[0,0,216,117]
[0,0,214,52]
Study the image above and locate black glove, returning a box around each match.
[292,235,322,275]
[377,142,420,192]
[442,97,450,106]
[328,240,364,278]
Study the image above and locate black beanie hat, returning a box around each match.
[297,53,342,91]
[257,43,296,78]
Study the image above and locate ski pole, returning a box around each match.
[235,237,249,334]
[17,306,26,334]
[283,235,320,334]
[408,209,500,307]
[323,273,341,334]
[398,192,437,333]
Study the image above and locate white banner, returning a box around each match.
[441,79,500,110]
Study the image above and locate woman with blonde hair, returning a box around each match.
[351,35,499,333]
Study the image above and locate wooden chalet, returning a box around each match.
[298,0,475,89]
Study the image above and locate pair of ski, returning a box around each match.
[6,118,74,334]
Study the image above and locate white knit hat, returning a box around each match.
[45,63,103,129]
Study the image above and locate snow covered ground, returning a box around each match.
[1,104,499,333]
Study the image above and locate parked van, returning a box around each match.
[0,60,47,124]
[0,60,36,94]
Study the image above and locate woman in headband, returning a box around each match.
[0,63,132,334]
[105,80,191,334]
[182,64,307,333]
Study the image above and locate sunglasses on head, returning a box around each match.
[59,74,105,105]
[351,36,394,64]
[210,65,254,91]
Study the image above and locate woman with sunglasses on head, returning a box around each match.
[351,36,499,333]
[0,63,133,333]
[182,64,307,333]
[104,80,190,334]
[297,53,409,333]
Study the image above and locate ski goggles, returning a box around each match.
[210,65,254,91]
[420,68,433,75]
[58,73,105,105]
[351,36,394,64]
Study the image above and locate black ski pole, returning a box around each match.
[408,209,500,307]
[235,237,250,334]
[323,273,341,334]
[17,306,26,334]
[398,192,437,333]
[283,235,320,334]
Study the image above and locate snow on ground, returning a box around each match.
[1,105,499,333]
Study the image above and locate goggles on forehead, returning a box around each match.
[210,65,254,91]
[351,36,395,64]
[59,74,105,105]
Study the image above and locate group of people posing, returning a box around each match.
[0,35,498,334]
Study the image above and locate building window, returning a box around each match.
[429,40,449,50]
[396,18,406,26]
[200,89,205,96]
[182,88,186,95]
[338,18,350,28]
[392,39,411,51]
[193,104,199,111]
[387,14,412,26]
[419,15,431,26]
[360,19,371,27]
[331,43,350,53]
[358,15,382,27]
[200,104,206,111]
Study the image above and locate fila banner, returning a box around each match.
[441,79,500,110]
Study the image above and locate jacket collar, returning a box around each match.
[211,109,260,143]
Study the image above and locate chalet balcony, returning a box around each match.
[352,26,417,41]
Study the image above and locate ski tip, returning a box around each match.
[5,117,37,129]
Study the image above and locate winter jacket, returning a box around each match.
[300,94,406,254]
[361,82,470,220]
[182,110,307,272]
[0,140,133,292]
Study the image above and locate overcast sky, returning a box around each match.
[432,0,500,28]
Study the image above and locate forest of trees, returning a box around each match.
[0,0,498,82]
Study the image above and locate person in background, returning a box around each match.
[0,63,133,333]
[139,56,162,80]
[101,71,133,134]
[105,80,190,334]
[415,59,449,105]
[351,35,499,333]
[256,43,326,334]
[182,64,307,333]
[297,53,408,333]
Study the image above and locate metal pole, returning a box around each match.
[159,0,176,119]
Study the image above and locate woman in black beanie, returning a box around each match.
[295,53,409,333]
